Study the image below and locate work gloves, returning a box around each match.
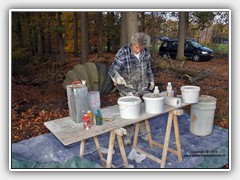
[112,74,126,85]
[149,81,155,91]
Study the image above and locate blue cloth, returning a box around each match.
[12,112,229,169]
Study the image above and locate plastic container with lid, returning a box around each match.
[142,93,165,114]
[117,96,142,119]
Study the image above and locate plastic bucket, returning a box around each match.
[142,93,165,114]
[117,96,142,119]
[181,85,200,104]
[190,95,217,136]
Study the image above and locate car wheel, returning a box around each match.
[162,52,170,59]
[192,54,201,62]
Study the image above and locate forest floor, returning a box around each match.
[11,53,229,146]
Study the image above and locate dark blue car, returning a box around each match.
[159,39,214,62]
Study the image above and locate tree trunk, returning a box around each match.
[16,16,24,48]
[151,12,156,60]
[26,13,34,55]
[141,12,145,32]
[57,12,65,65]
[73,12,79,57]
[81,12,89,64]
[47,17,52,54]
[176,12,187,60]
[98,12,103,56]
[120,12,128,47]
[38,13,45,56]
[126,12,139,42]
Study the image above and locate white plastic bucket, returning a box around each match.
[117,96,142,119]
[190,95,217,136]
[180,85,200,104]
[142,93,165,114]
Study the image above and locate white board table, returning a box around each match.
[44,102,189,168]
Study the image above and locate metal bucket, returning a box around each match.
[190,95,217,136]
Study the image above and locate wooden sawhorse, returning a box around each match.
[80,128,129,168]
[132,109,183,168]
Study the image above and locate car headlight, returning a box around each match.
[201,51,208,54]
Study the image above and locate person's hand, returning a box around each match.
[149,81,155,91]
[114,74,126,85]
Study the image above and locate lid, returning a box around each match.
[117,96,141,105]
[154,86,158,89]
[167,82,171,85]
[181,85,200,92]
[142,93,165,101]
[87,110,91,113]
[198,95,217,103]
[96,109,101,115]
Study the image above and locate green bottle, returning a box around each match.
[95,109,102,126]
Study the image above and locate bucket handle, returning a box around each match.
[119,105,130,111]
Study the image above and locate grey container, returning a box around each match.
[190,95,217,136]
[66,84,89,123]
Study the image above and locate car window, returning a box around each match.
[161,42,168,47]
[185,43,192,50]
[190,41,203,48]
[172,41,178,48]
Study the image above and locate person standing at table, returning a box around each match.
[109,32,155,146]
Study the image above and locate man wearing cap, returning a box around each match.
[109,32,155,146]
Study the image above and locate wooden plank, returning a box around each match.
[173,114,183,162]
[161,112,173,168]
[134,147,162,164]
[116,135,129,168]
[79,139,85,158]
[44,103,188,146]
[106,131,116,168]
[133,122,140,148]
[93,136,105,167]
[144,119,153,148]
[114,128,127,136]
[152,141,178,155]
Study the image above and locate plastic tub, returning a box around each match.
[142,93,165,114]
[190,95,217,136]
[117,96,142,119]
[180,85,200,104]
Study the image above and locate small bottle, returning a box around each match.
[166,82,172,97]
[87,110,94,126]
[153,86,159,94]
[83,113,91,130]
[81,80,86,87]
[95,109,102,126]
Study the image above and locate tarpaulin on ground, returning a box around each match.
[11,112,229,169]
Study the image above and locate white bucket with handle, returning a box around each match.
[117,96,141,119]
[142,93,165,114]
[181,85,201,104]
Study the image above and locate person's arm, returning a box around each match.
[108,49,126,85]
